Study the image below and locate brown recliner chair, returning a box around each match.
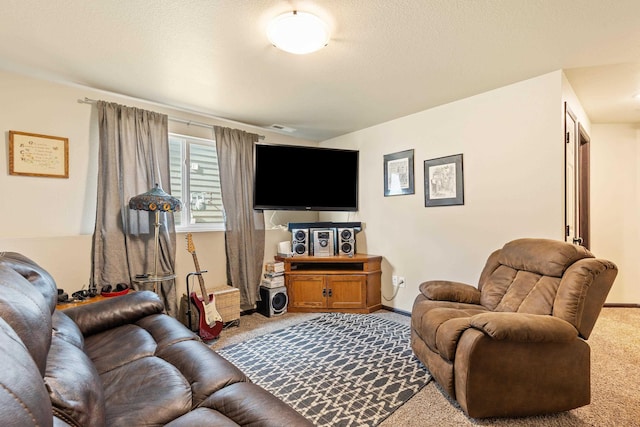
[411,238,617,418]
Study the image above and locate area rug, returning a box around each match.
[218,312,431,426]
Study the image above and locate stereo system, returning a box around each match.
[257,286,288,317]
[312,229,334,257]
[289,222,361,257]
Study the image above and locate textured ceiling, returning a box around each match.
[1,0,640,141]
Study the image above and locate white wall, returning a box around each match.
[322,71,566,312]
[3,68,632,311]
[0,69,314,300]
[562,74,637,304]
[562,72,591,134]
[590,124,640,303]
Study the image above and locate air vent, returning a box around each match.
[269,124,296,133]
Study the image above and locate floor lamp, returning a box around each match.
[128,183,181,279]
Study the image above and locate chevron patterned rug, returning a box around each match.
[218,312,431,426]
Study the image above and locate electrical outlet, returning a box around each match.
[392,276,406,288]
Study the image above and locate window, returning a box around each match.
[169,133,225,231]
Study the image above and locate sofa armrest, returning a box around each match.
[470,312,578,343]
[62,291,165,337]
[419,280,481,304]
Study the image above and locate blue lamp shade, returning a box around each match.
[128,184,181,212]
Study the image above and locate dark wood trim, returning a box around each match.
[603,303,640,308]
[564,102,577,242]
[578,122,591,249]
[381,305,411,317]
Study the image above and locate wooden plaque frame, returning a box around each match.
[9,131,69,178]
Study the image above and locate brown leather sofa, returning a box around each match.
[411,238,617,419]
[0,251,312,427]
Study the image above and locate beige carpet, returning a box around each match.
[211,308,640,426]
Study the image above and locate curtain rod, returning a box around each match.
[78,97,265,140]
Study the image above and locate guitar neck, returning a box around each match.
[191,252,209,305]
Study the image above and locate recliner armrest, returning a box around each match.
[419,280,481,304]
[470,312,578,343]
[62,291,165,337]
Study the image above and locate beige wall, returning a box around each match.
[0,69,313,299]
[562,75,637,304]
[1,69,635,310]
[321,71,567,311]
[590,124,640,303]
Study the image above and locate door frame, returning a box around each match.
[564,102,591,249]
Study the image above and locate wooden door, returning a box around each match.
[565,105,578,243]
[287,275,326,308]
[564,103,591,249]
[578,124,591,249]
[327,275,366,309]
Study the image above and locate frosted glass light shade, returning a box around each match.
[267,11,329,55]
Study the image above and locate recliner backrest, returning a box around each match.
[477,239,613,335]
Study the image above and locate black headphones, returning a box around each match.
[101,283,129,294]
[72,290,90,300]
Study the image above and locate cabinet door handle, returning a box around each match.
[327,289,333,297]
[322,288,327,297]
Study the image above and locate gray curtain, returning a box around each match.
[92,100,177,316]
[214,126,264,310]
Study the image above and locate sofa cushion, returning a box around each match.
[481,266,561,314]
[84,323,158,375]
[101,356,192,427]
[202,382,313,426]
[0,265,51,375]
[52,310,84,349]
[469,312,578,342]
[64,291,165,337]
[157,340,248,405]
[498,238,593,278]
[164,408,240,426]
[45,333,105,427]
[480,238,594,313]
[554,258,618,338]
[420,280,481,304]
[0,317,53,427]
[418,307,487,362]
[0,251,58,313]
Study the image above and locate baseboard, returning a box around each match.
[381,305,411,317]
[603,303,640,308]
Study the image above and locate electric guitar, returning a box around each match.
[186,233,223,340]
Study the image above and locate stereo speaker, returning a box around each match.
[257,286,288,317]
[338,228,356,256]
[291,229,309,256]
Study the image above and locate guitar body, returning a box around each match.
[186,233,224,341]
[190,291,224,341]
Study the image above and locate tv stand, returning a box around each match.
[276,254,382,314]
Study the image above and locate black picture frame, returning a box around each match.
[424,153,464,207]
[383,149,414,196]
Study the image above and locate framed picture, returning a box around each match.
[9,131,69,178]
[424,153,464,207]
[384,149,414,196]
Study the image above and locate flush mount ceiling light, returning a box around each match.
[267,11,329,55]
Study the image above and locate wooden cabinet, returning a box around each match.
[277,254,382,314]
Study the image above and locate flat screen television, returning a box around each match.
[253,143,359,211]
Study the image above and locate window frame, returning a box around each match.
[169,132,226,232]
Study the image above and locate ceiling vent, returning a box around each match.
[269,124,297,133]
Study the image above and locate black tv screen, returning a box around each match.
[253,144,359,211]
